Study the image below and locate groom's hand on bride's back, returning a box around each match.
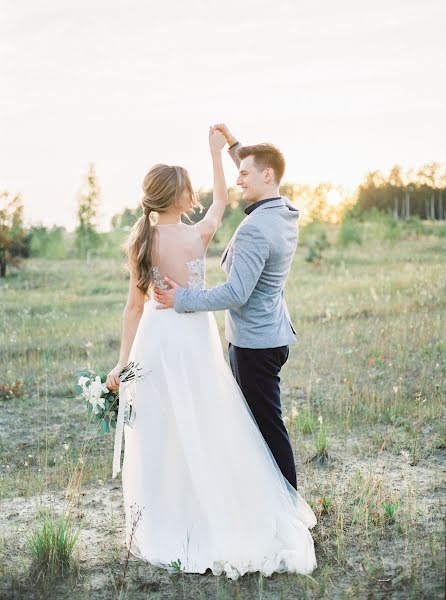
[153,277,180,309]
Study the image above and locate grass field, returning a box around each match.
[0,225,445,599]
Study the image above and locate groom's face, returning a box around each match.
[236,155,271,203]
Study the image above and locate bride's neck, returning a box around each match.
[156,211,182,225]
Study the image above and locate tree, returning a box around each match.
[110,206,144,230]
[28,224,68,259]
[417,162,442,220]
[0,191,27,277]
[388,165,404,218]
[355,163,446,220]
[75,163,101,263]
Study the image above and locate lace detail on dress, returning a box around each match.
[151,266,169,290]
[186,258,205,290]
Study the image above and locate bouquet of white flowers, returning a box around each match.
[75,362,143,433]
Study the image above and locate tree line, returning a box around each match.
[354,163,446,220]
[1,161,444,276]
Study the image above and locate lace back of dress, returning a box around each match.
[151,223,205,293]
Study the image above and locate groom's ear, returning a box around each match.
[264,167,275,184]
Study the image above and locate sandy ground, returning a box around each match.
[1,431,444,600]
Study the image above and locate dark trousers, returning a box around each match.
[228,343,297,490]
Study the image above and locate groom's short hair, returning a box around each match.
[237,143,286,184]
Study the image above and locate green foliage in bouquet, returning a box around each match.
[74,368,118,433]
[74,362,142,434]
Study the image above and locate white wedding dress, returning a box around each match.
[113,222,317,580]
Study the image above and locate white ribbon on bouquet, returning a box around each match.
[112,379,135,479]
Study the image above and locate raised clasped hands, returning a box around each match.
[155,122,237,308]
[212,123,237,147]
[208,126,227,154]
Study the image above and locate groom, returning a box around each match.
[154,124,300,490]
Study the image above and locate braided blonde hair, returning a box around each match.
[124,164,202,293]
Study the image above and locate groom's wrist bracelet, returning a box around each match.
[228,141,239,150]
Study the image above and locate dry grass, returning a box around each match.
[0,226,445,599]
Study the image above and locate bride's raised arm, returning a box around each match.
[195,127,228,250]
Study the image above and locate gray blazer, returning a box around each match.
[174,143,299,349]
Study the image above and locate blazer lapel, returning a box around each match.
[220,223,243,266]
[220,241,231,266]
[220,197,291,266]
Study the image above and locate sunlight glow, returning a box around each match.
[326,190,343,206]
[1,1,445,231]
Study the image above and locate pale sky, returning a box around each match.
[1,0,445,231]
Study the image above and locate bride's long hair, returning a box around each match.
[124,164,202,294]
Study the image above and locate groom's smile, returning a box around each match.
[236,154,280,204]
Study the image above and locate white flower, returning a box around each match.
[401,449,410,459]
[318,415,323,425]
[291,406,299,418]
[93,375,109,395]
[89,392,105,414]
[80,376,106,414]
[77,376,90,387]
[393,386,399,394]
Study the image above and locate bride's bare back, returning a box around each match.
[151,222,208,292]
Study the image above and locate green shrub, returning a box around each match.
[305,231,330,263]
[295,408,316,434]
[299,220,326,246]
[338,217,362,247]
[381,216,402,241]
[383,498,400,524]
[402,216,431,236]
[435,224,446,237]
[29,226,69,259]
[26,512,81,577]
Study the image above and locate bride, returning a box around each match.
[105,127,317,580]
